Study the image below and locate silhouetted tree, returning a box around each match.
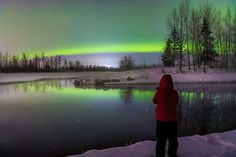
[162,38,175,66]
[224,8,233,68]
[21,53,28,71]
[214,10,224,68]
[201,17,218,72]
[12,54,19,71]
[63,57,68,70]
[171,26,183,71]
[75,60,81,70]
[41,53,46,69]
[178,0,184,72]
[165,1,236,72]
[233,11,236,70]
[0,51,2,71]
[183,0,191,69]
[167,1,184,72]
[190,8,202,71]
[33,54,39,71]
[57,55,62,69]
[119,55,135,70]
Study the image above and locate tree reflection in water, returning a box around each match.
[178,91,236,136]
[116,85,236,136]
[1,80,235,136]
[119,87,134,104]
[0,81,235,157]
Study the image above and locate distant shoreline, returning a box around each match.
[1,67,236,85]
[1,79,236,86]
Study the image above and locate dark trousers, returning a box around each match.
[156,121,178,157]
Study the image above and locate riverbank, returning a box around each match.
[1,67,236,84]
[68,129,236,157]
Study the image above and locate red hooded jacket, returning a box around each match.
[153,74,179,121]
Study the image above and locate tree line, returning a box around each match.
[162,0,236,72]
[0,52,119,72]
[0,52,157,72]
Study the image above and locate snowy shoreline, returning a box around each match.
[68,129,236,157]
[1,67,236,85]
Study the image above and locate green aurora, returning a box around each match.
[0,0,235,56]
[41,42,165,57]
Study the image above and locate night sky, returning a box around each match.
[0,0,235,57]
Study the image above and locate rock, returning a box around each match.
[127,77,135,81]
[74,80,82,86]
[95,79,105,86]
[111,79,120,82]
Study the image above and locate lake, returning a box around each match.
[0,80,235,157]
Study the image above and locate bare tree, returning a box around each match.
[224,8,233,68]
[167,8,180,65]
[75,60,81,70]
[233,10,236,69]
[183,0,191,69]
[178,1,184,72]
[58,55,62,69]
[119,55,135,70]
[69,61,74,71]
[0,51,2,71]
[167,3,184,72]
[50,57,54,70]
[21,53,28,71]
[12,54,19,70]
[34,54,39,70]
[41,53,46,69]
[63,56,68,70]
[190,8,202,71]
[214,10,224,68]
[5,52,9,69]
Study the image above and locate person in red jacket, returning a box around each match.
[153,74,179,157]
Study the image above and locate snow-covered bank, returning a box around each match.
[1,67,236,84]
[68,130,236,157]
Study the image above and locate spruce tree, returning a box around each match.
[171,26,183,71]
[162,38,175,67]
[201,17,218,72]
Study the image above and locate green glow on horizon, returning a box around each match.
[19,82,118,98]
[22,82,155,101]
[49,87,120,99]
[47,87,155,101]
[25,41,165,57]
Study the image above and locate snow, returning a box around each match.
[1,67,236,84]
[68,130,236,157]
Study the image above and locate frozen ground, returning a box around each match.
[68,129,236,157]
[0,67,236,84]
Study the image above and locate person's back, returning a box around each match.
[153,74,179,157]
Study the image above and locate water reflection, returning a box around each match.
[119,87,134,104]
[0,80,67,95]
[0,80,235,156]
[178,91,236,136]
[0,81,236,137]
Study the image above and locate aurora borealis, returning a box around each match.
[0,0,235,56]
